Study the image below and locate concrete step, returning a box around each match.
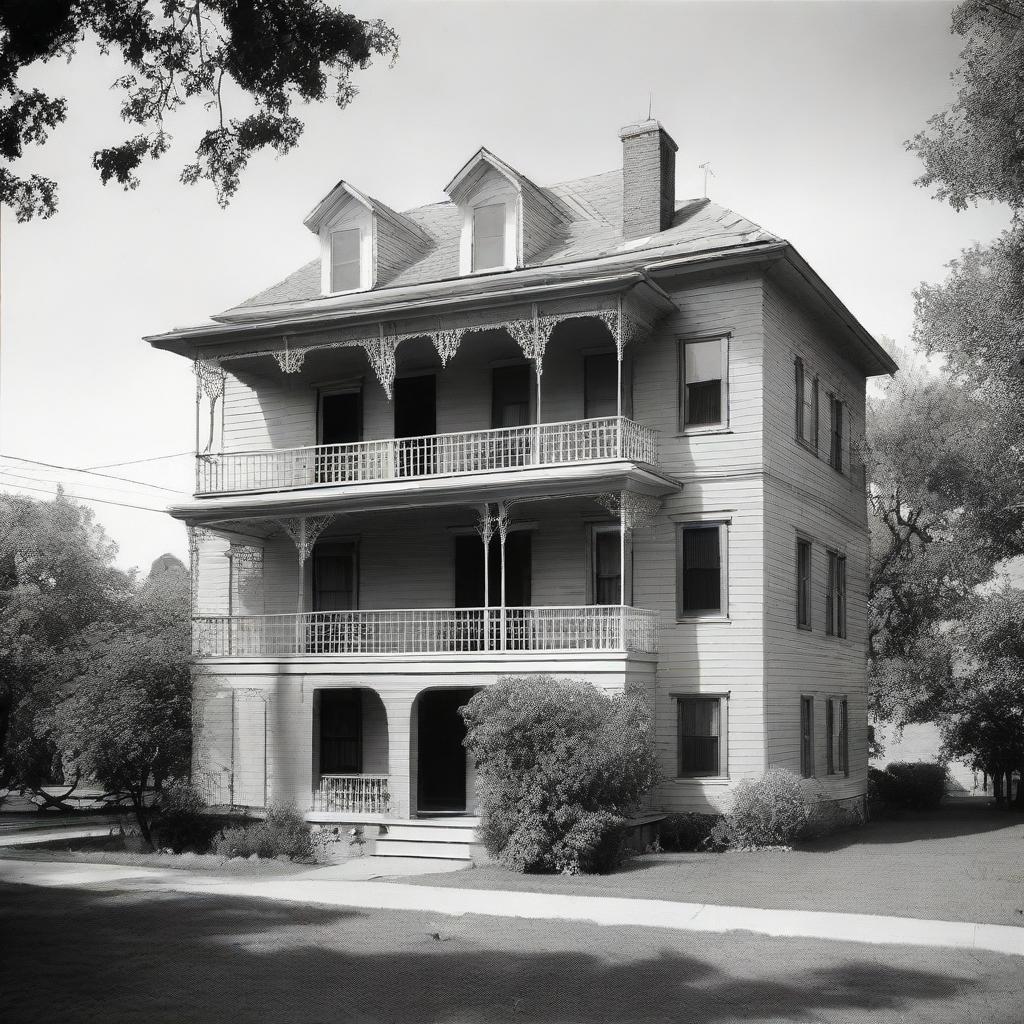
[375,838,473,860]
[386,824,478,843]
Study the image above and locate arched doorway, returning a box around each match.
[415,687,479,815]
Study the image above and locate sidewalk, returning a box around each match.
[1,856,1021,958]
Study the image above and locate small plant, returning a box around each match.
[658,813,721,852]
[710,767,819,849]
[871,762,947,810]
[153,781,219,853]
[214,803,314,861]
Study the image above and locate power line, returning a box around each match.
[0,479,170,515]
[85,451,193,470]
[0,453,182,493]
[0,468,185,502]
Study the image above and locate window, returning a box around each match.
[794,358,818,449]
[676,522,726,617]
[827,697,849,775]
[677,697,726,777]
[313,542,358,612]
[472,203,506,271]
[330,228,361,292]
[826,551,847,638]
[681,337,727,429]
[796,538,812,629]
[592,526,622,606]
[829,396,844,472]
[584,352,618,419]
[800,696,815,777]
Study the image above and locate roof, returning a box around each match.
[223,169,781,317]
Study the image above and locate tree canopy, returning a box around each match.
[1,0,399,220]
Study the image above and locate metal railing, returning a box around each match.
[313,774,390,815]
[193,605,660,658]
[195,416,658,494]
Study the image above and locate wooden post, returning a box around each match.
[499,513,508,652]
[481,506,491,652]
[620,498,627,649]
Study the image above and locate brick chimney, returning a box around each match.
[619,119,678,239]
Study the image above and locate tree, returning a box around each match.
[0,491,132,805]
[1,1,399,220]
[46,554,192,846]
[461,675,658,874]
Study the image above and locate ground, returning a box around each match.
[407,800,1024,926]
[1,882,1020,1024]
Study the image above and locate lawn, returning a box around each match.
[407,800,1024,927]
[1,881,1021,1023]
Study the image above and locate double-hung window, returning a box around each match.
[827,697,849,775]
[800,696,815,777]
[826,551,847,638]
[796,538,812,630]
[677,696,726,777]
[472,203,506,271]
[681,337,728,430]
[794,358,818,449]
[592,526,622,606]
[676,522,727,618]
[330,228,361,292]
[829,396,845,472]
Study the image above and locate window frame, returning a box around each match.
[589,522,624,607]
[829,395,845,473]
[471,202,508,272]
[796,537,812,630]
[800,695,815,778]
[675,694,729,779]
[794,357,819,452]
[826,696,849,776]
[679,335,729,433]
[826,550,847,639]
[329,227,362,294]
[675,520,729,620]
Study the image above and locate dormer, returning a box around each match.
[303,181,432,295]
[444,148,570,275]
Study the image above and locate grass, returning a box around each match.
[2,881,1022,1023]
[406,799,1024,927]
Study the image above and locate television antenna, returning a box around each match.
[699,161,715,198]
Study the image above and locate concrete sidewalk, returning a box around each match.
[0,826,117,847]
[2,856,1022,958]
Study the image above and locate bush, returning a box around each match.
[871,762,946,810]
[153,781,220,853]
[710,767,818,849]
[463,675,658,874]
[658,813,721,852]
[213,803,314,861]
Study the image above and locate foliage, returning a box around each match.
[709,767,819,849]
[214,803,313,861]
[462,675,658,874]
[0,491,132,803]
[153,781,220,853]
[657,812,721,852]
[870,762,947,810]
[0,0,399,220]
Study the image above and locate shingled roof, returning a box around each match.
[221,168,781,318]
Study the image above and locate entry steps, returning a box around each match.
[375,816,482,861]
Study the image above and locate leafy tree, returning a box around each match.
[0,491,132,805]
[462,675,658,874]
[46,553,192,846]
[1,1,399,220]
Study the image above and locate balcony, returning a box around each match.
[195,416,658,496]
[193,605,659,659]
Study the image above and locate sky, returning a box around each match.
[0,0,1013,574]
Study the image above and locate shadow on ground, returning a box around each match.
[0,882,1017,1024]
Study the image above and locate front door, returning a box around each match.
[417,688,476,814]
[318,390,362,482]
[394,374,436,476]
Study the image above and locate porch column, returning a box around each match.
[275,515,336,651]
[497,502,511,651]
[616,297,624,429]
[476,505,494,651]
[382,693,413,819]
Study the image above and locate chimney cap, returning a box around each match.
[618,119,679,152]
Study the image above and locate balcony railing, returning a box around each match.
[193,605,659,658]
[313,774,390,815]
[195,416,658,495]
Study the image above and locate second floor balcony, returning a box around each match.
[195,415,657,497]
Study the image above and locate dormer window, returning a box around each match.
[472,203,506,271]
[330,228,361,293]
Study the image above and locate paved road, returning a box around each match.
[1,880,1019,1024]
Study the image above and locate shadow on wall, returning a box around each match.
[0,883,1004,1024]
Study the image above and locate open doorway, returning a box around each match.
[416,688,478,814]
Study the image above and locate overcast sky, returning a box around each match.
[0,0,1012,573]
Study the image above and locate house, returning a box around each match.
[146,119,896,855]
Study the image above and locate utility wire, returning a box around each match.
[0,468,186,502]
[85,451,193,470]
[0,480,171,514]
[0,453,182,492]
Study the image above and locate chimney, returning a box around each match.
[619,119,678,239]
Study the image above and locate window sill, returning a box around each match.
[679,426,732,437]
[676,615,731,624]
[795,438,818,455]
[796,623,812,632]
[673,776,731,785]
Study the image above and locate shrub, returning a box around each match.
[153,781,220,853]
[213,803,314,861]
[463,675,658,874]
[658,813,721,852]
[872,762,946,810]
[711,767,818,849]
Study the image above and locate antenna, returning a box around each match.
[699,161,715,198]
[647,93,653,120]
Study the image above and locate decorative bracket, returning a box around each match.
[432,328,466,367]
[226,543,264,569]
[276,515,336,562]
[595,491,662,531]
[194,360,225,401]
[359,334,400,399]
[273,338,309,374]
